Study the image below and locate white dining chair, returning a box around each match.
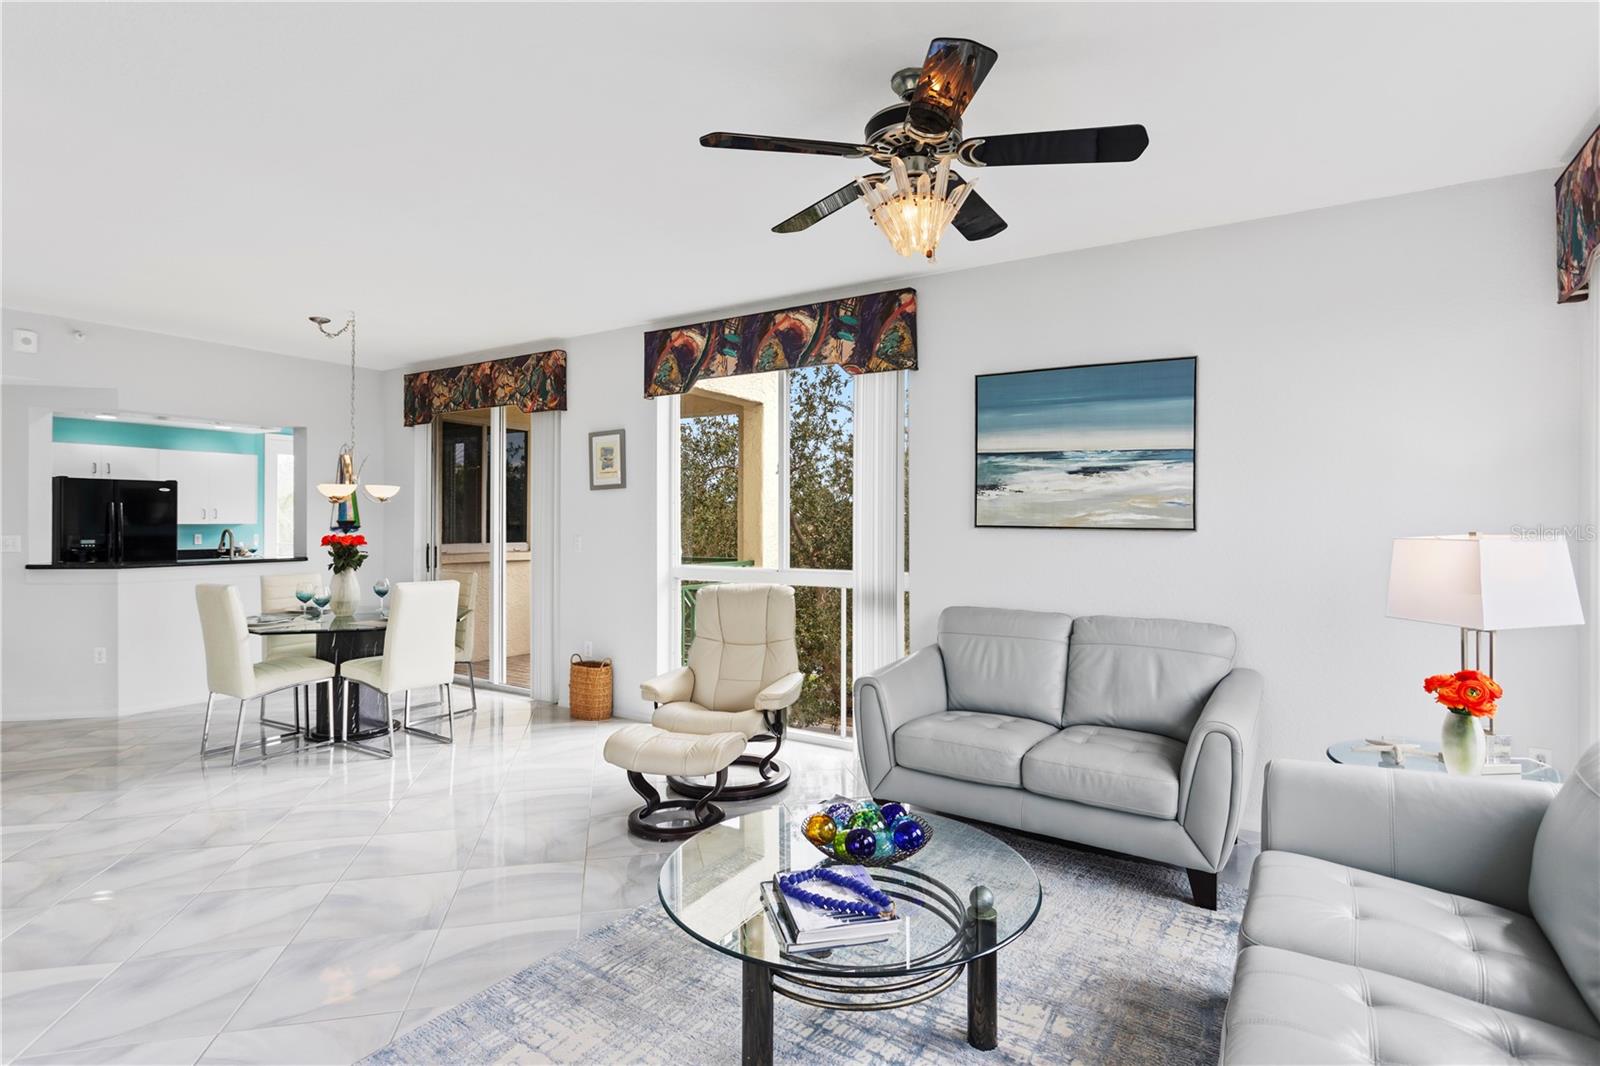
[438,568,479,714]
[259,572,321,732]
[337,580,460,757]
[195,583,336,766]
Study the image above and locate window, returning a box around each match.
[671,365,903,742]
[441,419,484,545]
[440,415,529,547]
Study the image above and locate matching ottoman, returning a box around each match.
[603,724,746,840]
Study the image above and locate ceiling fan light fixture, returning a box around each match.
[856,156,973,261]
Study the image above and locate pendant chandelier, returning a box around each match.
[855,156,974,261]
[309,312,399,531]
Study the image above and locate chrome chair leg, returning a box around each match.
[230,698,249,767]
[402,684,454,745]
[200,692,217,755]
[341,679,397,759]
[458,660,479,715]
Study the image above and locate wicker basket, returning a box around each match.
[569,654,613,720]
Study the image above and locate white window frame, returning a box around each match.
[665,369,910,748]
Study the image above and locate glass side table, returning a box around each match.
[1327,737,1561,783]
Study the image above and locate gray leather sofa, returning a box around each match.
[1221,745,1600,1064]
[853,607,1262,907]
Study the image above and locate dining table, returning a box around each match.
[246,608,393,740]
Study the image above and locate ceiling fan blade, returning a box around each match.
[950,182,1007,241]
[906,38,998,139]
[772,181,865,234]
[699,132,869,158]
[965,125,1149,167]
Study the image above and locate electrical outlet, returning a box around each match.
[1529,747,1553,766]
[92,647,108,665]
[0,535,20,553]
[193,533,203,545]
[582,641,594,660]
[574,535,584,553]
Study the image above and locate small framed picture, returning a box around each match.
[588,429,626,490]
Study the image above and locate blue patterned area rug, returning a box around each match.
[365,831,1244,1065]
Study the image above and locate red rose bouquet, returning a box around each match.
[321,533,368,574]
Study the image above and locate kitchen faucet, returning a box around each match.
[217,528,237,558]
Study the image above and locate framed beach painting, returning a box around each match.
[975,357,1196,530]
[588,429,626,490]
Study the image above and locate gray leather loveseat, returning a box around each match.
[1221,745,1600,1064]
[853,607,1262,907]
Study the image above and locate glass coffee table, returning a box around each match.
[657,805,1041,1065]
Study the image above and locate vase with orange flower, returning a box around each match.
[322,532,368,617]
[1423,669,1503,774]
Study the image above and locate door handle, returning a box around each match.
[91,461,97,475]
[106,462,111,476]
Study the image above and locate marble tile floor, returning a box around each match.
[0,691,864,1064]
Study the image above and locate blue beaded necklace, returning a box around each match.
[777,866,895,918]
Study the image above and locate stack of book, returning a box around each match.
[761,865,906,954]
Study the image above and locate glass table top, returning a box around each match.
[1327,737,1561,783]
[657,805,1041,977]
[245,609,388,634]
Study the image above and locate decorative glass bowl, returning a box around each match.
[798,800,934,867]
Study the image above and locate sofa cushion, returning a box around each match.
[1020,725,1184,818]
[1242,850,1600,1037]
[937,607,1072,727]
[1063,615,1236,741]
[1221,944,1600,1066]
[892,711,1057,788]
[1530,743,1600,1022]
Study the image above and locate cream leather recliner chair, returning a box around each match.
[641,583,805,800]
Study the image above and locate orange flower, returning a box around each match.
[1424,669,1501,717]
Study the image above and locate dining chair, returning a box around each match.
[337,580,460,757]
[438,568,479,713]
[195,583,336,766]
[259,572,321,732]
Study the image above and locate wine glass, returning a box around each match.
[311,584,332,616]
[295,579,316,615]
[373,577,391,616]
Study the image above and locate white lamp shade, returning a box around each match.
[1387,534,1584,631]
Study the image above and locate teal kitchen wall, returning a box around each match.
[53,418,268,549]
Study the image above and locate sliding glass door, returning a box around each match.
[431,406,532,692]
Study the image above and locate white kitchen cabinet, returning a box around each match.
[158,450,258,524]
[52,442,163,480]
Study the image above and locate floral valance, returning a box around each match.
[403,350,566,426]
[644,288,916,398]
[1558,125,1599,304]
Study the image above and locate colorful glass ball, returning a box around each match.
[879,802,907,826]
[803,814,836,846]
[826,802,854,828]
[848,808,885,831]
[873,828,895,859]
[832,832,852,859]
[891,818,926,854]
[844,827,879,860]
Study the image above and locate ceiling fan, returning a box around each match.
[700,37,1149,260]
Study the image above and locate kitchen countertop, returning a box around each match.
[26,555,311,570]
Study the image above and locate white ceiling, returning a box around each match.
[3,3,1596,370]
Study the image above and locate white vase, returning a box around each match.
[1440,711,1486,775]
[330,569,361,618]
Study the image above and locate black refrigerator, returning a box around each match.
[52,476,179,565]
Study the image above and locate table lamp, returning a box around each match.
[1387,532,1584,733]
